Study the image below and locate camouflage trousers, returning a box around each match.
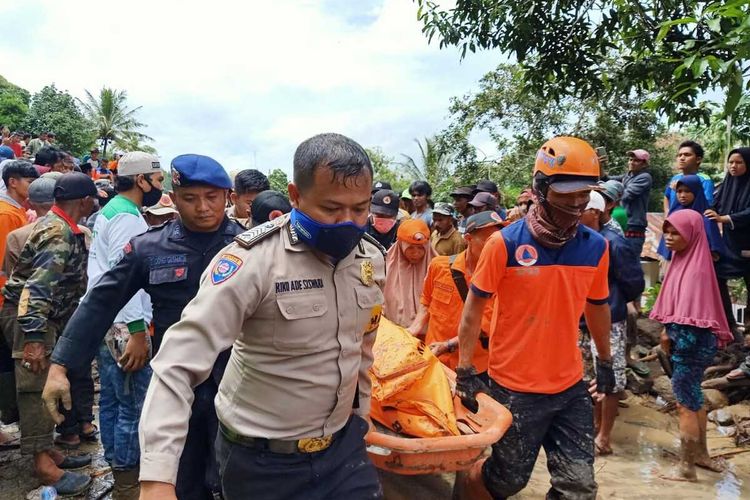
[578,320,627,393]
[0,302,56,455]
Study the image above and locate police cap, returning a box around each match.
[170,154,232,189]
[54,172,98,201]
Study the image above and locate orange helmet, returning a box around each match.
[534,136,600,193]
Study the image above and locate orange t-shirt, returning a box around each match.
[421,252,491,372]
[471,221,609,394]
[0,199,31,305]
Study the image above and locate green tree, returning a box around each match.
[436,64,674,209]
[113,134,158,155]
[687,94,750,171]
[79,87,152,158]
[365,147,409,194]
[398,137,455,201]
[268,168,290,193]
[417,0,750,123]
[22,85,94,155]
[0,75,30,131]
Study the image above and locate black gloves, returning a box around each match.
[456,366,489,413]
[595,358,616,395]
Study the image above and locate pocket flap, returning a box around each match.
[276,294,328,320]
[149,266,188,284]
[355,287,383,309]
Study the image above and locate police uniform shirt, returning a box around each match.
[139,215,386,485]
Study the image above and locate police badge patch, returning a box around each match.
[211,254,243,284]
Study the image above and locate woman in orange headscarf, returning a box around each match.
[383,218,437,328]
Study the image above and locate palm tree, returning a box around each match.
[398,137,453,186]
[79,87,153,158]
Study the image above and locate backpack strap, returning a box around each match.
[449,254,469,302]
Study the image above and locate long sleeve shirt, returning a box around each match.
[137,217,385,485]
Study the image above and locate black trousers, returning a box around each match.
[216,415,382,500]
[177,378,222,500]
[482,379,597,500]
[56,363,95,435]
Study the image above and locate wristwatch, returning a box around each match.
[447,339,458,353]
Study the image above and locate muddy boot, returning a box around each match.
[112,467,140,500]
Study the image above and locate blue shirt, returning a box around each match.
[665,172,714,207]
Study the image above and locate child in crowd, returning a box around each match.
[650,210,733,482]
[657,175,723,261]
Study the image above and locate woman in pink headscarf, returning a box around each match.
[650,209,732,482]
[383,218,436,328]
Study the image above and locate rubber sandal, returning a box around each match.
[79,424,99,442]
[51,470,92,497]
[58,454,92,470]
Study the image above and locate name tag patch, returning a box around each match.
[211,254,243,285]
[275,278,324,294]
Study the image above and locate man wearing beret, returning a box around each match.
[1,172,97,496]
[43,154,245,500]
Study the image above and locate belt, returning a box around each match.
[219,422,344,454]
[625,230,646,238]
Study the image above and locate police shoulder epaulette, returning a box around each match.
[234,220,283,249]
[361,233,387,256]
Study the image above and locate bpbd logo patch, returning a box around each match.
[211,254,243,284]
[515,244,538,267]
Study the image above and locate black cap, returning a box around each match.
[54,172,97,201]
[371,189,400,217]
[371,180,392,193]
[251,190,292,225]
[476,180,499,193]
[450,186,474,198]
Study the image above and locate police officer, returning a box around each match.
[135,133,385,500]
[42,155,244,500]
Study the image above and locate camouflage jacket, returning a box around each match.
[2,206,88,344]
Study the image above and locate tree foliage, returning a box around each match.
[397,137,455,201]
[436,64,675,209]
[268,168,290,193]
[79,87,152,158]
[23,85,94,156]
[0,75,30,131]
[365,147,410,194]
[416,0,750,123]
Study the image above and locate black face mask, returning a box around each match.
[141,177,162,208]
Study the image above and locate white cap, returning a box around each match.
[585,191,606,212]
[118,151,162,176]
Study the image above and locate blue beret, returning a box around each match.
[170,154,232,189]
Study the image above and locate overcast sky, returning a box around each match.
[0,0,501,176]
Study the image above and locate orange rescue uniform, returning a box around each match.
[421,252,491,372]
[471,221,609,394]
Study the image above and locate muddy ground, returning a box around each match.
[2,398,749,499]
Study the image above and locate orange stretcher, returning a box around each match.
[365,367,513,475]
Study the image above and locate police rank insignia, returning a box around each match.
[211,254,243,285]
[360,260,374,286]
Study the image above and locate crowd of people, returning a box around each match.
[0,128,746,500]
